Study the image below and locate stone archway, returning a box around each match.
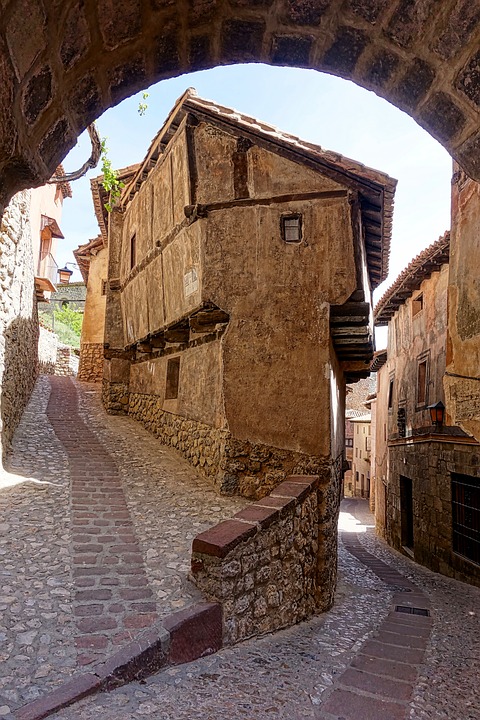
[1,0,480,208]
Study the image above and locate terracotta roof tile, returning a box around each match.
[374,231,450,326]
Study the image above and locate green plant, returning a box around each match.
[138,91,149,116]
[54,306,83,336]
[100,138,124,212]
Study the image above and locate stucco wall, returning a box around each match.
[445,172,480,441]
[0,190,39,455]
[78,246,107,382]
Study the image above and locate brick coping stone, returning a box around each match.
[14,603,221,720]
[192,475,319,559]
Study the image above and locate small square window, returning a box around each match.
[281,214,302,243]
[165,357,180,400]
[412,293,423,317]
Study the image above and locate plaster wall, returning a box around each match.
[129,340,225,430]
[445,173,480,441]
[29,183,64,274]
[386,265,448,437]
[81,249,107,345]
[374,366,389,538]
[351,419,371,498]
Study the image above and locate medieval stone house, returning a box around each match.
[99,89,396,502]
[374,232,480,587]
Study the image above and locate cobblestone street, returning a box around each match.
[0,377,479,719]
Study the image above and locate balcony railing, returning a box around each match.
[37,253,58,287]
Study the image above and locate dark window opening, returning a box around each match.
[101,280,107,296]
[165,357,180,400]
[388,377,394,409]
[130,233,137,270]
[452,473,480,566]
[281,214,302,243]
[412,293,423,317]
[400,476,414,550]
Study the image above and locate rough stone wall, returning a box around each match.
[128,390,331,498]
[102,379,129,415]
[55,345,78,376]
[2,0,480,217]
[78,342,104,382]
[191,476,321,645]
[0,190,38,455]
[51,281,86,311]
[38,324,58,374]
[387,439,480,588]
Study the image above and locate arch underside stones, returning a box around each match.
[0,0,479,206]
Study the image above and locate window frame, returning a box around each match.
[416,351,430,410]
[281,213,302,244]
[165,357,181,400]
[452,473,480,567]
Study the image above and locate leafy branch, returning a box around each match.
[100,138,124,213]
[138,91,149,116]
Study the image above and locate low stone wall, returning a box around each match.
[102,379,130,414]
[128,391,227,486]
[78,342,104,382]
[55,345,79,376]
[38,324,58,374]
[127,391,330,498]
[191,475,322,645]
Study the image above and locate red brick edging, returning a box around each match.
[15,603,222,720]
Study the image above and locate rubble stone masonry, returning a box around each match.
[0,191,38,455]
[78,342,104,382]
[127,390,331,498]
[191,476,322,644]
[387,438,480,587]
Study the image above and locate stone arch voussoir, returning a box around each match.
[1,0,480,206]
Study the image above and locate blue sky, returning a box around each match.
[58,63,452,338]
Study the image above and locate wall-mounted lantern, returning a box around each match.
[58,266,73,285]
[428,401,445,427]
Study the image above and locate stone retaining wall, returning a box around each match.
[78,343,104,382]
[55,345,79,376]
[38,324,58,374]
[127,391,330,498]
[191,475,321,644]
[102,379,130,415]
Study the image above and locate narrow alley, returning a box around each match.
[1,377,479,720]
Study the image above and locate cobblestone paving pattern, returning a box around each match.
[75,381,247,617]
[351,502,480,720]
[0,377,247,719]
[0,377,76,715]
[46,376,159,667]
[51,500,480,720]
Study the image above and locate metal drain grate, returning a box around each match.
[395,605,430,617]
